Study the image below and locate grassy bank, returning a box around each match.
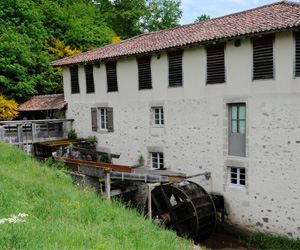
[245,232,300,249]
[0,142,193,249]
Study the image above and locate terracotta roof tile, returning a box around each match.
[18,94,67,111]
[51,1,300,66]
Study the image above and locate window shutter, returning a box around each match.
[252,35,274,80]
[91,107,97,131]
[70,66,80,94]
[295,32,300,77]
[138,56,152,90]
[84,65,95,93]
[107,107,114,132]
[206,43,225,84]
[105,61,118,92]
[168,50,183,87]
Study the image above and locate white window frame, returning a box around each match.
[151,152,164,169]
[153,107,164,127]
[229,167,246,187]
[99,108,108,131]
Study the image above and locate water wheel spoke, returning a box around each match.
[159,187,185,235]
[151,187,167,215]
[148,180,216,242]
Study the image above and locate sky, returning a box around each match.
[181,0,300,25]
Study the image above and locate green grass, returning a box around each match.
[0,142,193,249]
[246,232,300,249]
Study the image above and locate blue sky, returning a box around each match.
[181,0,300,24]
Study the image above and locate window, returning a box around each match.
[153,107,164,127]
[70,66,80,94]
[206,43,225,84]
[90,107,114,132]
[151,152,164,169]
[295,31,300,77]
[100,108,108,131]
[84,65,95,93]
[105,61,118,92]
[138,56,152,90]
[168,50,183,87]
[229,167,246,187]
[252,35,274,80]
[229,104,246,157]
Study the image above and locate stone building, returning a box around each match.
[52,2,300,238]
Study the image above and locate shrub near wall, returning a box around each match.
[0,142,192,249]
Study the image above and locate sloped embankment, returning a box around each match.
[0,142,192,249]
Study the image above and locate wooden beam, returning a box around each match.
[148,183,161,220]
[101,185,138,198]
[105,168,111,201]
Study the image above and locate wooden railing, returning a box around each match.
[0,119,74,154]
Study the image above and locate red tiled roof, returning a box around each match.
[18,94,67,111]
[51,1,300,66]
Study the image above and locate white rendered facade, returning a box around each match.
[62,30,300,238]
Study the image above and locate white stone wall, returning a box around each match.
[63,30,300,238]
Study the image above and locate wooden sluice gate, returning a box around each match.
[61,157,220,243]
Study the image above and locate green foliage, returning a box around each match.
[246,232,300,249]
[99,155,109,163]
[39,0,113,51]
[98,0,148,39]
[67,129,77,139]
[0,142,193,249]
[0,0,113,103]
[141,0,183,32]
[194,14,210,23]
[45,157,54,167]
[138,154,145,166]
[98,0,182,38]
[46,157,67,170]
[86,136,96,143]
[0,0,60,102]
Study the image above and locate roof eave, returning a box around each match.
[50,25,300,67]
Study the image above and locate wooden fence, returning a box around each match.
[0,119,74,154]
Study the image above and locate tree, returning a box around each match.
[0,0,59,103]
[98,0,148,39]
[111,36,122,44]
[98,0,183,38]
[0,0,114,103]
[141,0,182,32]
[46,38,82,60]
[0,95,19,121]
[194,14,210,23]
[39,0,113,51]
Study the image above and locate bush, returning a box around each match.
[45,157,67,170]
[68,130,77,139]
[99,155,109,163]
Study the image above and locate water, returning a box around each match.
[202,233,247,250]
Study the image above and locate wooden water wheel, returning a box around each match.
[148,180,216,243]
